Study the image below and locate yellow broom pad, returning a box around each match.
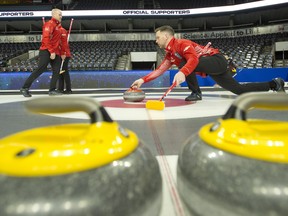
[145,100,165,110]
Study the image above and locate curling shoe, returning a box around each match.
[20,88,31,97]
[185,92,202,101]
[273,78,285,92]
[63,90,72,94]
[49,90,63,96]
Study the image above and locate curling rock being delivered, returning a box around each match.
[123,88,145,102]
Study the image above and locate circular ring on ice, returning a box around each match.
[21,93,235,120]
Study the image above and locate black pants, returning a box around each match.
[185,54,270,95]
[58,57,71,91]
[22,50,61,91]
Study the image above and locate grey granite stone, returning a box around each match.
[0,142,162,216]
[178,134,288,216]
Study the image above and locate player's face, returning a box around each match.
[155,31,168,49]
[54,11,62,22]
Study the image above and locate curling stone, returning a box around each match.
[123,88,145,102]
[177,92,288,216]
[0,97,162,216]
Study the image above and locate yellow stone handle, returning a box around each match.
[222,92,288,120]
[24,96,113,123]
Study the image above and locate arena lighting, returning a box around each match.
[0,0,287,18]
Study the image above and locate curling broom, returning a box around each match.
[145,82,177,110]
[145,42,212,110]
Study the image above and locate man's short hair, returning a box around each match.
[52,8,61,16]
[155,25,175,35]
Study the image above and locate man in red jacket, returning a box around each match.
[58,26,72,94]
[20,8,65,97]
[131,25,285,101]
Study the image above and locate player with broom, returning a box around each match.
[131,25,285,105]
[58,19,74,94]
[20,8,65,97]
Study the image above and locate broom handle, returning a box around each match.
[160,82,177,101]
[60,59,64,71]
[198,42,211,57]
[67,18,74,43]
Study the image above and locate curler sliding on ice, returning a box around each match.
[131,25,285,109]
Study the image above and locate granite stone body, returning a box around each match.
[177,134,288,216]
[123,89,145,102]
[0,142,162,216]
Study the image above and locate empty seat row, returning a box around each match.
[1,33,288,72]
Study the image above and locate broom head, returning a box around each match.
[145,100,165,110]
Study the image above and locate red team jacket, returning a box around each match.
[40,17,65,56]
[142,37,220,83]
[59,26,71,58]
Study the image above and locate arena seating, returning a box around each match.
[68,40,156,71]
[193,32,288,69]
[0,33,287,72]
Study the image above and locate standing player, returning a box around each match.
[131,25,285,100]
[20,8,65,97]
[58,25,72,94]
